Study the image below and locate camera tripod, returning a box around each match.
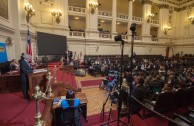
[100,23,137,126]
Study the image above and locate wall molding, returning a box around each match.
[0,23,14,33]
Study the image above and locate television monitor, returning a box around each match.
[37,32,67,55]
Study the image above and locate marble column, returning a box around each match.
[127,0,133,41]
[141,0,152,42]
[158,5,170,37]
[111,0,117,40]
[85,0,99,39]
[11,0,23,59]
[62,0,70,34]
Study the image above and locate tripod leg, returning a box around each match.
[101,94,110,121]
[108,101,113,121]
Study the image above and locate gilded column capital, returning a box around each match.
[159,4,169,9]
[142,0,152,5]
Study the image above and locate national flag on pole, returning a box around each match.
[27,29,32,56]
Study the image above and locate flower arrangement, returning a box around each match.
[5,36,12,45]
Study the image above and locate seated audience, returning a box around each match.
[131,76,145,119]
[86,54,194,112]
[107,75,119,93]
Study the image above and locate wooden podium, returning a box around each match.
[28,71,48,98]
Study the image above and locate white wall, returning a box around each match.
[151,5,159,20]
[173,46,194,55]
[117,0,128,15]
[136,25,142,36]
[171,7,194,55]
[98,21,112,32]
[98,0,112,12]
[66,39,167,56]
[133,1,143,17]
[69,18,86,31]
[116,22,127,34]
[68,0,86,8]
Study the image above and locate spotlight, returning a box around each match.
[130,23,137,32]
[114,35,123,42]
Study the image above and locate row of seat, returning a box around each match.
[169,107,194,126]
[135,55,164,60]
[143,87,194,116]
[85,54,130,62]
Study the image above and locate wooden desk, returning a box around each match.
[41,84,87,126]
[0,71,21,93]
[50,85,87,126]
[28,71,48,98]
[52,89,88,119]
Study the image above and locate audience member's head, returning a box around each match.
[135,76,144,85]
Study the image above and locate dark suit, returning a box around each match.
[131,84,145,117]
[20,59,33,99]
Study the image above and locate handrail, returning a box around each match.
[98,11,112,17]
[132,16,142,22]
[134,36,142,40]
[150,20,159,24]
[121,35,127,40]
[117,14,128,19]
[151,37,158,41]
[99,33,111,38]
[69,6,86,13]
[69,31,85,37]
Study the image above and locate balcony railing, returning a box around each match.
[132,16,142,22]
[151,37,158,41]
[69,31,85,37]
[99,33,111,39]
[134,36,142,40]
[121,35,127,40]
[117,14,128,20]
[150,20,159,25]
[69,6,86,13]
[98,11,112,17]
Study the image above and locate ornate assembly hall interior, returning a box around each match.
[0,0,194,126]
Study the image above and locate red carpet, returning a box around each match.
[0,92,45,126]
[82,110,148,126]
[82,103,194,126]
[1,91,194,126]
[80,79,103,88]
[47,62,60,67]
[48,67,78,90]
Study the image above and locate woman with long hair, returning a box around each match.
[61,90,80,109]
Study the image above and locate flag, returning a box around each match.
[27,29,32,56]
[0,42,8,63]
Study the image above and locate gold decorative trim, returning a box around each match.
[142,0,153,5]
[159,4,169,9]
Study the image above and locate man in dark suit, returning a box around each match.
[130,76,145,118]
[20,54,33,100]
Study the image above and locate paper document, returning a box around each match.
[60,96,66,99]
[33,69,48,73]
